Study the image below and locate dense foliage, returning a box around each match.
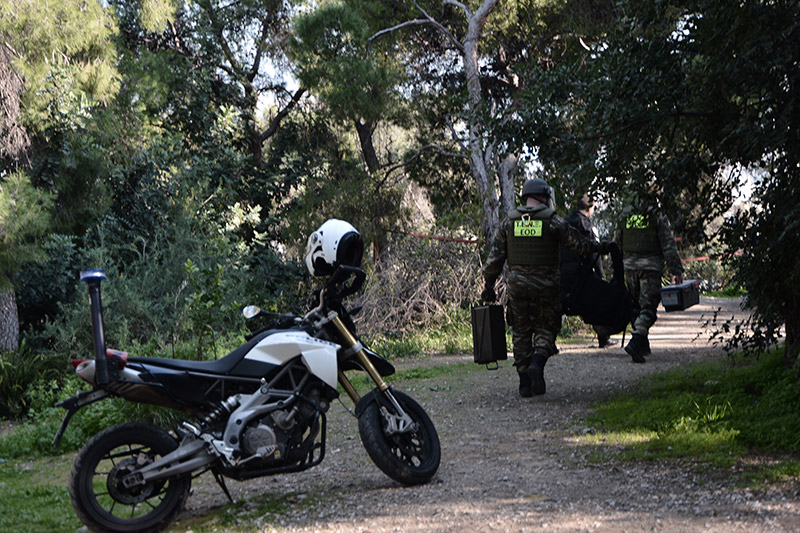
[511,0,800,365]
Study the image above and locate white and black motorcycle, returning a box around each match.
[53,219,441,532]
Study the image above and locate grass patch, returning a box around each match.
[339,361,475,397]
[581,347,800,475]
[703,285,746,298]
[366,305,515,357]
[173,491,320,532]
[0,459,81,533]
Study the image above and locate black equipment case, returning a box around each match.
[471,304,508,367]
[660,280,701,311]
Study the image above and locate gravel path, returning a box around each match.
[172,297,800,532]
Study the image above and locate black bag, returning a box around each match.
[560,243,633,335]
[471,304,508,368]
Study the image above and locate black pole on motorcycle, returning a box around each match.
[80,269,111,386]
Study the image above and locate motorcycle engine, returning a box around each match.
[242,408,302,461]
[242,422,281,459]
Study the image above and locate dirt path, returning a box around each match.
[173,297,800,532]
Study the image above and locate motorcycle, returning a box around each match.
[53,220,441,532]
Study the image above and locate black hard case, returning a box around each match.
[471,305,508,365]
[660,280,701,311]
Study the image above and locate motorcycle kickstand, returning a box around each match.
[212,469,235,504]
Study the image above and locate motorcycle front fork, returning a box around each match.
[329,314,415,433]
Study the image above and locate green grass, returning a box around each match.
[703,285,747,298]
[366,305,516,357]
[0,458,81,533]
[171,491,321,532]
[338,361,475,398]
[579,347,800,480]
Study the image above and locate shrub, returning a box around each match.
[15,234,81,333]
[0,342,63,419]
[353,232,483,338]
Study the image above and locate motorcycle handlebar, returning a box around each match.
[325,266,366,299]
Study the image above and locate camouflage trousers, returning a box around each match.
[507,280,562,372]
[625,269,663,337]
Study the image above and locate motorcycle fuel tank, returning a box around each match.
[242,331,340,389]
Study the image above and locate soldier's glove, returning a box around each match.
[480,286,497,303]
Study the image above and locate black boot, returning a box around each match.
[519,372,533,398]
[624,333,648,363]
[527,353,548,395]
[598,335,617,348]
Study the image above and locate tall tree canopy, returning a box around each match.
[0,0,118,350]
[513,0,800,366]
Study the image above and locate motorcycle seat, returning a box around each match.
[128,330,274,375]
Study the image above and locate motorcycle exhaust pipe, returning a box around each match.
[80,269,112,386]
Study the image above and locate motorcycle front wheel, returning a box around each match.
[358,389,441,485]
[69,423,191,533]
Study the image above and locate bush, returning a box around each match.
[0,370,187,460]
[15,234,81,333]
[0,342,63,419]
[353,232,483,338]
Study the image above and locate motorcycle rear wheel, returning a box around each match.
[69,423,191,533]
[358,389,441,485]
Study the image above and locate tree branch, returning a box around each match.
[203,2,247,81]
[445,115,470,153]
[258,87,307,143]
[382,143,468,180]
[377,143,468,189]
[413,1,466,54]
[443,0,473,19]
[367,20,438,56]
[248,19,271,83]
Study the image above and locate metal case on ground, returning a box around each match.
[471,305,508,366]
[660,280,700,311]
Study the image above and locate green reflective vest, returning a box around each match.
[622,214,660,254]
[506,206,559,266]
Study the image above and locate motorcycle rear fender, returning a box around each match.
[52,388,110,449]
[244,331,340,389]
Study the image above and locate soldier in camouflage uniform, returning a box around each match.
[482,178,611,397]
[614,206,684,363]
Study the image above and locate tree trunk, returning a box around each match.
[0,288,19,353]
[354,119,381,173]
[462,0,502,249]
[497,153,518,215]
[785,294,800,370]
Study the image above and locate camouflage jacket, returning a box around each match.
[614,210,684,275]
[483,207,604,290]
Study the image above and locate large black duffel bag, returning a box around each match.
[560,243,632,335]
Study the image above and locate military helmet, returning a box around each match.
[521,178,552,201]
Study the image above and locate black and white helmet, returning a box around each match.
[304,219,364,277]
